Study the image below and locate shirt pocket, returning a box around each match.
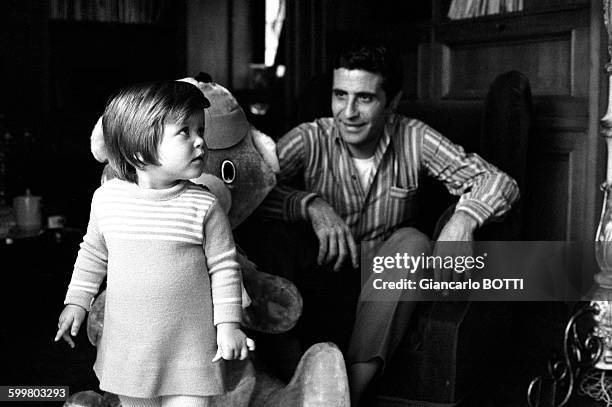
[387,185,419,230]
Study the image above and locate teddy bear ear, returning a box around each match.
[194,72,212,83]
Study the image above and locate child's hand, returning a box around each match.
[212,322,255,362]
[54,304,86,348]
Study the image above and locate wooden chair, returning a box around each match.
[377,71,532,406]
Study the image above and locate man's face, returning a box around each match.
[331,68,391,158]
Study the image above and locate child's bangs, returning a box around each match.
[163,88,207,126]
[164,98,205,123]
[164,105,194,127]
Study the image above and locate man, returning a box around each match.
[255,43,519,405]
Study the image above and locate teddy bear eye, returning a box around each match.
[221,160,236,184]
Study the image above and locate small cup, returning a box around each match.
[47,215,66,230]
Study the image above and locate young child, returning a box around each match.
[55,80,255,407]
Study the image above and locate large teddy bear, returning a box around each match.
[63,76,349,407]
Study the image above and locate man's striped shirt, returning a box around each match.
[258,114,519,251]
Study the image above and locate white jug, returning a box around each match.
[13,189,42,234]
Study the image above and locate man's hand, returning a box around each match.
[213,322,256,362]
[433,211,478,284]
[55,304,87,348]
[307,197,359,271]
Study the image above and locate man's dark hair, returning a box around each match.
[333,43,404,102]
[102,80,210,183]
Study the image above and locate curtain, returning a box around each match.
[278,0,331,128]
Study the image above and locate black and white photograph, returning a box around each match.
[1,1,611,406]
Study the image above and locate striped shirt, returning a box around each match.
[65,179,243,325]
[259,114,519,252]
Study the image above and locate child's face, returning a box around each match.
[142,110,207,188]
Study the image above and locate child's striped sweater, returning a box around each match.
[64,178,242,397]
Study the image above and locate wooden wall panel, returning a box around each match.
[443,36,573,98]
[401,50,419,99]
[525,128,587,241]
[526,150,570,240]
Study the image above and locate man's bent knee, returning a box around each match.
[378,227,431,256]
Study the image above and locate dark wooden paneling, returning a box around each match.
[524,0,589,11]
[414,2,596,244]
[435,6,590,40]
[401,50,419,99]
[525,127,587,241]
[526,149,571,240]
[438,24,591,100]
[445,36,573,98]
